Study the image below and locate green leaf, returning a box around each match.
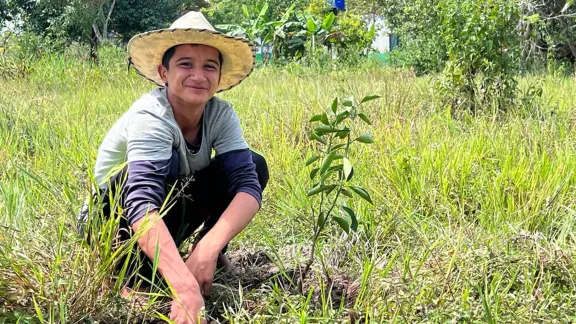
[325,184,338,195]
[310,132,327,145]
[307,18,318,33]
[334,216,351,233]
[342,98,355,107]
[242,5,249,18]
[282,3,297,21]
[360,95,381,103]
[319,151,339,175]
[524,14,539,24]
[331,98,338,114]
[368,24,376,39]
[309,113,330,125]
[335,111,350,125]
[355,134,374,144]
[349,186,373,204]
[32,297,45,323]
[305,155,320,166]
[343,157,353,181]
[358,113,372,125]
[310,168,320,180]
[309,114,324,122]
[317,212,326,227]
[337,129,350,139]
[340,205,358,231]
[307,184,337,196]
[315,125,339,135]
[322,12,336,30]
[320,168,336,182]
[341,188,353,198]
[258,3,269,18]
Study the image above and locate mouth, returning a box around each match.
[185,85,208,90]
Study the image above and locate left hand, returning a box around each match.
[185,240,219,298]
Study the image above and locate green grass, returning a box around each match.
[1,52,576,322]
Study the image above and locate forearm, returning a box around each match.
[200,192,259,252]
[132,211,199,292]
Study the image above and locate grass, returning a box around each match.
[1,49,576,322]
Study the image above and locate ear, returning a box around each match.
[157,65,169,85]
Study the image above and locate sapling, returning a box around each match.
[301,95,378,286]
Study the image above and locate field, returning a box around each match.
[2,53,576,323]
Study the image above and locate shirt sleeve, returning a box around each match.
[122,159,171,225]
[126,111,174,162]
[123,111,175,225]
[213,149,262,207]
[213,105,249,156]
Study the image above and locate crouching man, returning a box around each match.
[80,11,267,324]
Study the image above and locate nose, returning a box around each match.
[189,68,207,82]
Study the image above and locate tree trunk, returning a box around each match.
[90,28,99,63]
[102,0,116,40]
[520,23,532,76]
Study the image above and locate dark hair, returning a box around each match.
[161,44,223,69]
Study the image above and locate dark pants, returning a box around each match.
[84,149,269,287]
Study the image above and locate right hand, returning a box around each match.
[170,288,207,324]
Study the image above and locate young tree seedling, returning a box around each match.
[301,94,378,289]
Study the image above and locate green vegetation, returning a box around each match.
[302,94,377,285]
[1,49,576,322]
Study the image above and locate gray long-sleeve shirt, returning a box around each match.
[94,88,261,224]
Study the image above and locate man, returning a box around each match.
[80,12,267,323]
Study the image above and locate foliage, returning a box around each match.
[379,0,446,74]
[1,0,207,58]
[382,0,576,76]
[331,12,375,57]
[302,95,377,282]
[436,0,521,113]
[203,0,309,26]
[518,0,576,74]
[109,0,187,42]
[215,2,375,64]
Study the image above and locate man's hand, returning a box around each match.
[131,214,207,323]
[170,287,206,324]
[185,240,219,297]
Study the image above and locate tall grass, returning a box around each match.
[1,50,576,322]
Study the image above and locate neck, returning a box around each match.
[166,89,205,132]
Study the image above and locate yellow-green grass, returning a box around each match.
[1,53,576,322]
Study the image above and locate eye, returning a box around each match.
[179,62,193,67]
[205,65,217,71]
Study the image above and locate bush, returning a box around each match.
[388,38,446,76]
[435,0,521,113]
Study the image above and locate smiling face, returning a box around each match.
[157,44,222,107]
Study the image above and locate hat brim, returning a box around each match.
[128,28,255,92]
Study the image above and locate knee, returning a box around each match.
[251,151,269,191]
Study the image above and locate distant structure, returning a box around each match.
[327,0,346,12]
[368,16,399,54]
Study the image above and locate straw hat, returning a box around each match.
[127,11,255,92]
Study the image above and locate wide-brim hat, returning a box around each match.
[127,11,255,92]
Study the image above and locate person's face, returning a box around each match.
[158,44,221,107]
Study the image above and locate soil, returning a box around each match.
[205,249,360,323]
